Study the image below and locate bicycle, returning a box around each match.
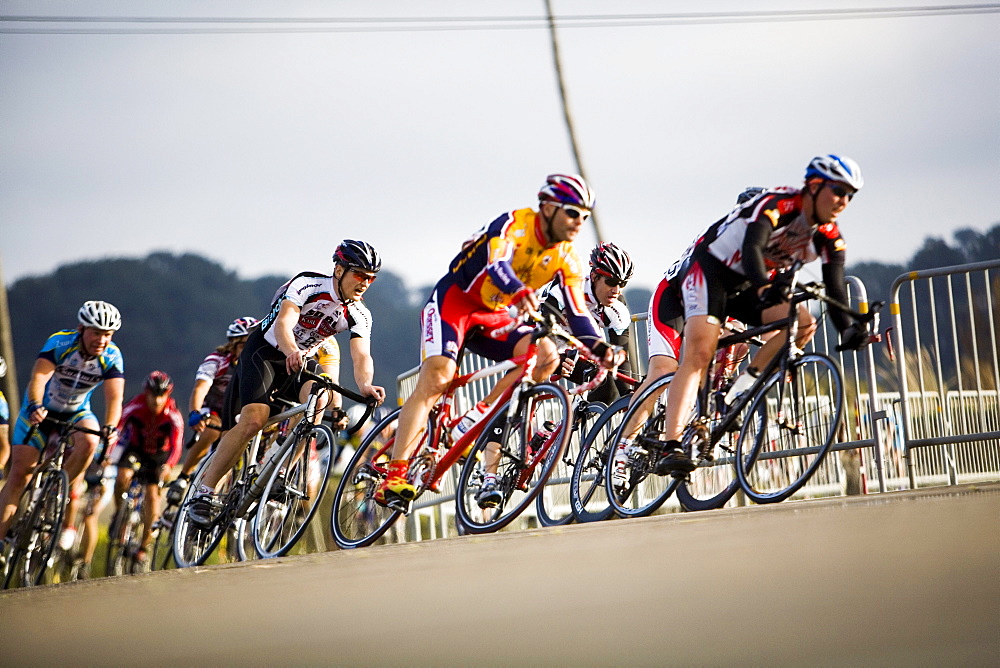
[172,368,375,567]
[533,398,606,527]
[1,418,107,589]
[151,416,227,571]
[48,470,108,583]
[105,456,159,576]
[330,313,614,546]
[568,392,632,523]
[536,371,639,527]
[605,279,880,516]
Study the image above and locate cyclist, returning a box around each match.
[108,370,184,565]
[187,240,387,527]
[543,242,635,404]
[0,301,125,549]
[165,316,258,505]
[612,155,870,486]
[375,173,622,509]
[0,355,10,478]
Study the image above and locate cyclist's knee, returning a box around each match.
[415,358,455,396]
[647,355,678,378]
[235,404,269,434]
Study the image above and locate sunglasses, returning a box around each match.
[828,183,857,201]
[604,276,628,288]
[555,203,592,220]
[351,269,378,283]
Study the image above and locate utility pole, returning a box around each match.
[0,255,18,414]
[545,0,606,242]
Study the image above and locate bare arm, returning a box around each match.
[102,377,125,430]
[349,337,385,404]
[273,300,304,373]
[188,378,211,414]
[23,357,56,424]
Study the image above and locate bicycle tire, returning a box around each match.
[570,394,631,523]
[172,449,240,568]
[535,401,606,527]
[455,383,571,534]
[7,469,69,588]
[735,353,844,503]
[150,507,176,571]
[105,496,134,576]
[253,423,335,558]
[329,408,403,549]
[605,374,681,518]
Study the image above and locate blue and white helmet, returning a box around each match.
[805,155,864,191]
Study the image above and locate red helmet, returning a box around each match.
[144,370,173,395]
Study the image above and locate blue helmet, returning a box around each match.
[805,155,864,190]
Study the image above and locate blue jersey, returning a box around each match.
[0,390,8,425]
[37,330,125,413]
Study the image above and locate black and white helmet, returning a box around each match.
[805,155,864,190]
[333,240,382,273]
[0,355,6,378]
[590,242,634,284]
[77,300,122,331]
[737,187,767,204]
[226,316,258,338]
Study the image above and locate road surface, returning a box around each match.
[2,483,998,665]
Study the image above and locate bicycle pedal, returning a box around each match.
[386,497,410,514]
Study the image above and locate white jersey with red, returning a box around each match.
[259,271,373,355]
[194,350,237,414]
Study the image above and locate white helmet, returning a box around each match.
[77,300,122,331]
[226,316,259,338]
[805,155,864,191]
[0,355,6,378]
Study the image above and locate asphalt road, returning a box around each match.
[2,483,998,666]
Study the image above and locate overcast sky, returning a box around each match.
[2,0,998,296]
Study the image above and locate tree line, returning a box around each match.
[6,224,998,414]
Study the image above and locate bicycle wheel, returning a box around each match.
[8,469,69,588]
[172,450,239,568]
[535,400,606,527]
[570,395,630,523]
[253,423,336,558]
[456,383,571,534]
[105,496,140,576]
[735,353,844,503]
[330,408,403,549]
[150,505,176,571]
[605,374,681,519]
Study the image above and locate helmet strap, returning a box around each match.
[805,180,825,227]
[539,203,557,245]
[334,263,356,303]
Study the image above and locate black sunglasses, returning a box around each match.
[828,183,857,201]
[603,276,628,288]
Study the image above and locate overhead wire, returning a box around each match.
[2,4,999,34]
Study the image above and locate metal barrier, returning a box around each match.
[385,263,1000,540]
[889,259,1000,488]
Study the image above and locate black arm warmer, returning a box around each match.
[822,262,855,332]
[741,219,774,287]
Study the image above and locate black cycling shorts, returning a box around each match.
[221,327,313,430]
[116,446,169,486]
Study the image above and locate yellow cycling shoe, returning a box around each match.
[374,459,416,505]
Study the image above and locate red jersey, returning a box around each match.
[116,394,185,467]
